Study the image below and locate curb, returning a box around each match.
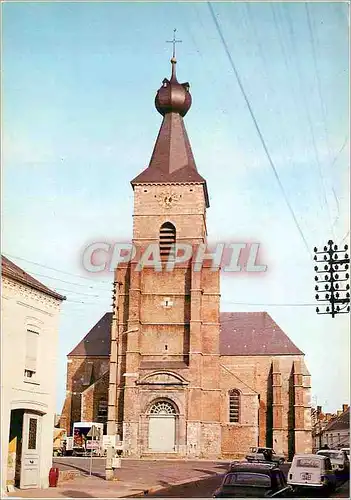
[124,472,223,497]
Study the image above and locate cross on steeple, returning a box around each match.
[167,28,182,60]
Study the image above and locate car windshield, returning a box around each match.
[224,473,271,487]
[318,451,341,459]
[296,458,320,468]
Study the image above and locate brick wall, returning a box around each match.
[81,370,109,424]
[219,354,311,458]
[59,356,109,434]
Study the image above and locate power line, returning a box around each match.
[330,136,349,228]
[340,230,350,245]
[330,136,349,169]
[27,271,111,291]
[221,301,320,308]
[284,4,335,239]
[207,2,312,259]
[65,298,108,305]
[305,3,333,167]
[2,252,111,285]
[54,287,110,298]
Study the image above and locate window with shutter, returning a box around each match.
[24,329,39,378]
[159,222,176,260]
[97,399,108,422]
[229,389,240,423]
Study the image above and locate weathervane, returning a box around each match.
[167,28,182,60]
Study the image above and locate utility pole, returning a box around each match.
[105,280,121,480]
[314,240,350,318]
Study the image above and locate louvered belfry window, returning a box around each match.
[159,222,176,260]
[229,389,240,423]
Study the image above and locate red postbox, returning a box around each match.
[49,467,59,487]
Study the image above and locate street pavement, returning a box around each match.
[145,464,291,497]
[6,458,349,498]
[146,475,349,498]
[145,463,349,498]
[7,458,229,498]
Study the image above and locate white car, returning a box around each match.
[245,447,285,464]
[287,453,336,492]
[341,447,350,460]
[316,449,350,472]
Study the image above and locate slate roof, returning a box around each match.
[324,408,350,432]
[1,255,65,301]
[68,311,303,358]
[68,312,112,356]
[131,112,209,207]
[220,312,304,356]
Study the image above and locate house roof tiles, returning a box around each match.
[324,408,350,432]
[220,311,304,356]
[1,255,65,301]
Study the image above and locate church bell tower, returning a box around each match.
[108,42,221,458]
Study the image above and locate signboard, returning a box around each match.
[87,425,101,438]
[66,437,73,451]
[86,440,100,450]
[103,435,117,449]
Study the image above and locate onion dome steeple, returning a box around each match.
[131,31,209,207]
[155,30,192,117]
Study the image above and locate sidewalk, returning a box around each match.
[6,459,227,498]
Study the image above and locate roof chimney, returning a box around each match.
[337,410,342,417]
[317,405,322,413]
[325,413,332,421]
[342,404,349,413]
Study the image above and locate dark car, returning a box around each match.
[213,462,291,498]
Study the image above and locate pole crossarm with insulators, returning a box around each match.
[314,240,350,318]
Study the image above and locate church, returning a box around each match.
[60,51,312,460]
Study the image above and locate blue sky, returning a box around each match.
[2,1,349,413]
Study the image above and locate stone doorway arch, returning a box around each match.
[147,399,178,452]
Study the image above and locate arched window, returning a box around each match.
[97,398,108,422]
[229,389,240,423]
[150,401,176,415]
[159,222,176,260]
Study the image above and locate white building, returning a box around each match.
[1,256,65,492]
[322,406,350,450]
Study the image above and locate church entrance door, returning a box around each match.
[148,401,176,452]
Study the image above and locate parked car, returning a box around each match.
[245,447,285,464]
[287,453,336,493]
[341,447,350,460]
[213,462,291,498]
[316,449,350,473]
